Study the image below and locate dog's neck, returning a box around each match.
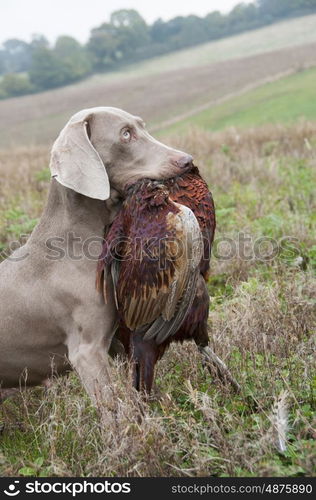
[30,179,121,243]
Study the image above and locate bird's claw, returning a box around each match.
[199,346,241,393]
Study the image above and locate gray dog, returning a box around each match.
[0,107,193,403]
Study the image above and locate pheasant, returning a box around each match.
[98,167,240,393]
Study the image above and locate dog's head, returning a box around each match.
[50,107,193,200]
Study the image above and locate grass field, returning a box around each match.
[163,67,316,133]
[0,123,315,477]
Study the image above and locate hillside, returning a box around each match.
[121,13,316,75]
[161,67,316,133]
[0,14,316,148]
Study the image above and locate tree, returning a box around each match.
[150,18,168,44]
[87,23,121,70]
[54,36,91,80]
[0,73,34,98]
[257,0,289,18]
[110,9,149,59]
[110,8,148,33]
[171,15,209,49]
[0,50,6,75]
[2,39,32,73]
[88,10,149,68]
[29,47,69,90]
[227,3,260,33]
[257,0,316,19]
[29,37,91,90]
[30,34,50,50]
[204,11,228,39]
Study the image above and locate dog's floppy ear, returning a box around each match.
[49,111,110,200]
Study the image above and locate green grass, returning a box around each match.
[164,67,316,134]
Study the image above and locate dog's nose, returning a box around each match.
[178,154,193,170]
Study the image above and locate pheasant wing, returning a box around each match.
[142,204,203,343]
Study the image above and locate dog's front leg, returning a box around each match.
[68,339,113,405]
[66,305,117,408]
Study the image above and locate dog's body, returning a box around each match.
[0,107,192,402]
[0,180,118,397]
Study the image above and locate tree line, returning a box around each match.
[1,0,316,99]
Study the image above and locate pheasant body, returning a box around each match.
[98,167,216,392]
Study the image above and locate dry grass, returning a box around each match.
[1,275,314,477]
[0,123,315,477]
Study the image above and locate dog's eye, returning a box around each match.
[121,129,131,142]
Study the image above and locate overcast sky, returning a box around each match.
[0,0,241,46]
